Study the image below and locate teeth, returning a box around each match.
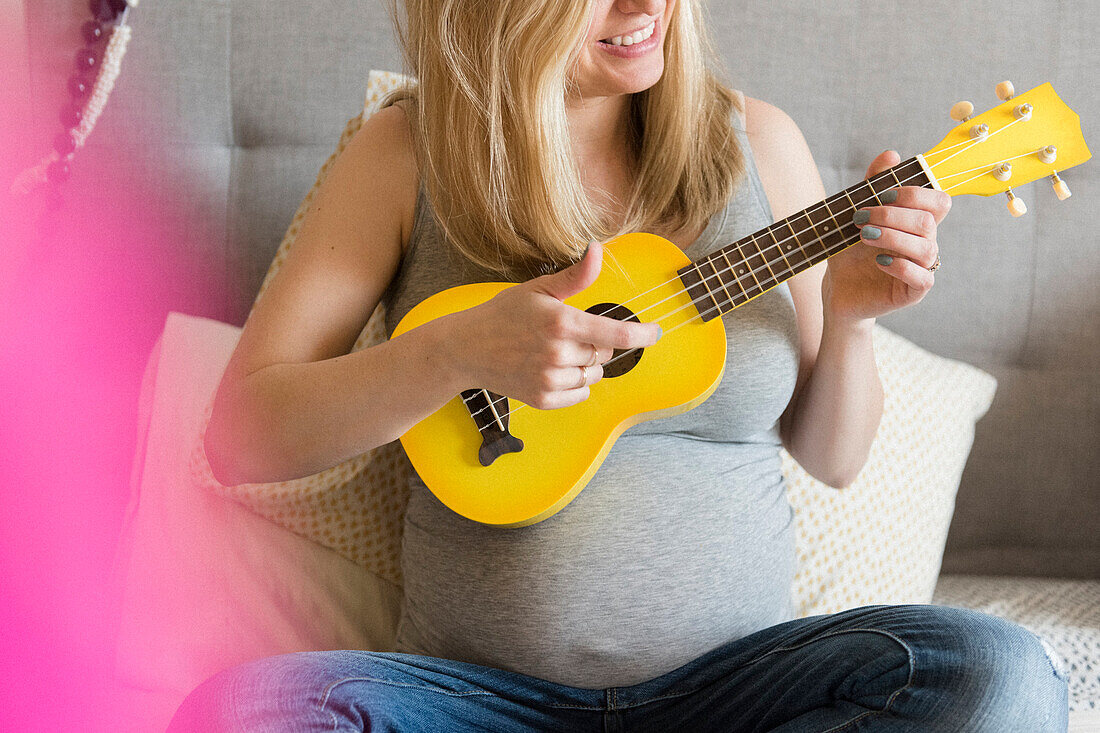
[604,21,655,47]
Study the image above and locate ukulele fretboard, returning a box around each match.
[679,156,933,320]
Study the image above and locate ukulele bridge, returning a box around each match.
[461,388,523,466]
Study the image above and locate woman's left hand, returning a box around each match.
[821,150,953,327]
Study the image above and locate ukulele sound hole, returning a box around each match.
[585,302,645,378]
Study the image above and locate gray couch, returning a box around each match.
[59,0,1095,580]
[17,0,1098,728]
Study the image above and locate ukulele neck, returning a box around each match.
[678,156,935,321]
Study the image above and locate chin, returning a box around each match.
[591,64,666,98]
[627,68,665,95]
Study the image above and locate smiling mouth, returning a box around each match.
[598,20,656,47]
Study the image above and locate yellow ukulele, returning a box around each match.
[392,81,1090,528]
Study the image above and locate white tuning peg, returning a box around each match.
[1050,172,1072,200]
[1038,146,1057,164]
[1013,103,1033,120]
[950,101,975,122]
[992,163,1012,182]
[1006,189,1027,217]
[970,123,990,140]
[996,81,1015,101]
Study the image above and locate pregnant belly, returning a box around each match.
[394,435,797,689]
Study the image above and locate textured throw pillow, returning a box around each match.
[787,326,997,617]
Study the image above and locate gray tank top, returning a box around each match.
[381,101,801,689]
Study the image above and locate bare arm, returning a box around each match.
[203,103,457,485]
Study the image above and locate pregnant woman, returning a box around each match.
[170,0,1068,730]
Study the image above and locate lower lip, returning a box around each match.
[596,21,661,59]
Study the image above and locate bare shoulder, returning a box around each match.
[740,95,826,221]
[341,101,421,251]
[217,101,420,385]
[741,95,795,135]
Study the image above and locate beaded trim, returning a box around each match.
[9,1,140,197]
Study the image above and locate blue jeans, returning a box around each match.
[168,604,1068,732]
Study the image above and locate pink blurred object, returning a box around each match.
[109,311,402,731]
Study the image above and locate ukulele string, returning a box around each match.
[604,227,867,363]
[937,148,1051,191]
[463,165,931,425]
[919,115,1027,171]
[467,129,1006,429]
[918,132,990,161]
[618,139,1028,328]
[575,126,992,328]
[575,165,917,325]
[468,223,868,432]
[467,210,892,430]
[575,120,1005,337]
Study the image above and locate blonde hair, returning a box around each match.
[385,0,746,279]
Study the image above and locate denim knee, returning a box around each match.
[925,606,1068,732]
[167,652,346,733]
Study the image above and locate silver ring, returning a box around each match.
[929,256,941,272]
[578,365,589,388]
[586,343,599,367]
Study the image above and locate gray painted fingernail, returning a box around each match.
[853,210,871,226]
[880,189,898,204]
[862,226,882,240]
[876,254,893,266]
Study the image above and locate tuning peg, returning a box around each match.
[1013,103,1033,121]
[1050,172,1072,200]
[992,163,1012,182]
[1006,189,1027,217]
[996,81,1015,101]
[950,101,974,122]
[970,123,990,140]
[1038,146,1057,164]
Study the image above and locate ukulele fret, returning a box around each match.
[715,249,752,308]
[699,257,735,314]
[731,239,766,297]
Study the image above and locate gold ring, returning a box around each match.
[929,256,941,272]
[578,365,589,388]
[586,343,599,367]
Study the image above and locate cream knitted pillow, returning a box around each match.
[787,327,996,616]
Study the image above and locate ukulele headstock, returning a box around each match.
[922,82,1091,216]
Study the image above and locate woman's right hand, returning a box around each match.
[445,240,663,410]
